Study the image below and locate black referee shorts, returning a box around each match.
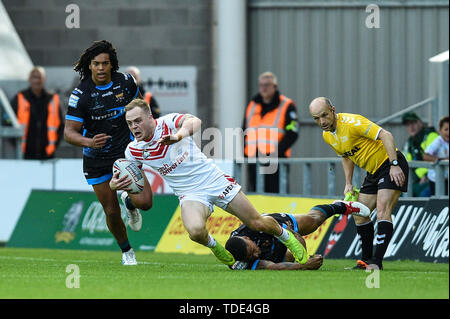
[360,151,409,195]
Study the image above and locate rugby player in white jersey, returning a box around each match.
[109,98,308,266]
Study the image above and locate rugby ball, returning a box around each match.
[112,159,145,194]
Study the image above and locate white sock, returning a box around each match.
[276,227,290,242]
[206,234,216,248]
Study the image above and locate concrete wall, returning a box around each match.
[247,0,449,195]
[3,0,213,157]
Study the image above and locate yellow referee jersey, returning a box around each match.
[323,113,389,174]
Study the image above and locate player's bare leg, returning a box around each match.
[181,200,235,265]
[93,182,127,243]
[93,181,136,265]
[180,200,211,245]
[295,211,326,236]
[226,190,308,264]
[126,173,153,210]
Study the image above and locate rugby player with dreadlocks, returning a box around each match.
[64,40,152,265]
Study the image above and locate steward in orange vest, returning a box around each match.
[143,90,161,119]
[12,88,62,159]
[243,88,299,193]
[243,91,299,158]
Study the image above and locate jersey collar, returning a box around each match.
[95,81,113,90]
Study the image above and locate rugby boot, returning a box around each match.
[333,200,371,218]
[122,248,138,266]
[344,259,368,270]
[210,241,235,266]
[280,229,308,264]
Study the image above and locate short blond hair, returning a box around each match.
[125,98,151,115]
[258,71,278,86]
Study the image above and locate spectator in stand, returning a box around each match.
[423,116,449,195]
[401,112,439,196]
[10,66,63,159]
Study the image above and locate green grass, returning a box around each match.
[0,247,448,299]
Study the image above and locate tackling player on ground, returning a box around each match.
[64,40,150,265]
[226,200,370,270]
[309,97,409,270]
[110,98,309,266]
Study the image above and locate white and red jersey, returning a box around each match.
[125,113,226,196]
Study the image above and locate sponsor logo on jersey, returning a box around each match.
[157,151,189,176]
[342,146,361,157]
[102,91,113,97]
[115,92,125,102]
[68,94,80,108]
[91,108,123,121]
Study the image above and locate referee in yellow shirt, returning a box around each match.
[309,97,409,270]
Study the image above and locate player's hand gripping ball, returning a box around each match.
[112,159,144,194]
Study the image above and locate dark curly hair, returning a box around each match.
[73,40,119,80]
[225,236,249,261]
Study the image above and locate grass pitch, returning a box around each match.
[0,247,448,299]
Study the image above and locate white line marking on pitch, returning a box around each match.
[0,256,224,268]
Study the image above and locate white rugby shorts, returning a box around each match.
[178,174,241,212]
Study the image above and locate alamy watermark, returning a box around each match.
[65,4,80,29]
[188,126,280,175]
[365,265,380,288]
[65,264,80,288]
[365,4,380,29]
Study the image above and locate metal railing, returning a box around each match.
[0,88,23,158]
[376,96,437,126]
[234,158,449,197]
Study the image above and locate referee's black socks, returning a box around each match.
[373,220,393,265]
[356,221,374,262]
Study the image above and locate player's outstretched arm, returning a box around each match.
[256,255,323,270]
[158,114,202,145]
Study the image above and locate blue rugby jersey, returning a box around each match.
[66,72,139,159]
